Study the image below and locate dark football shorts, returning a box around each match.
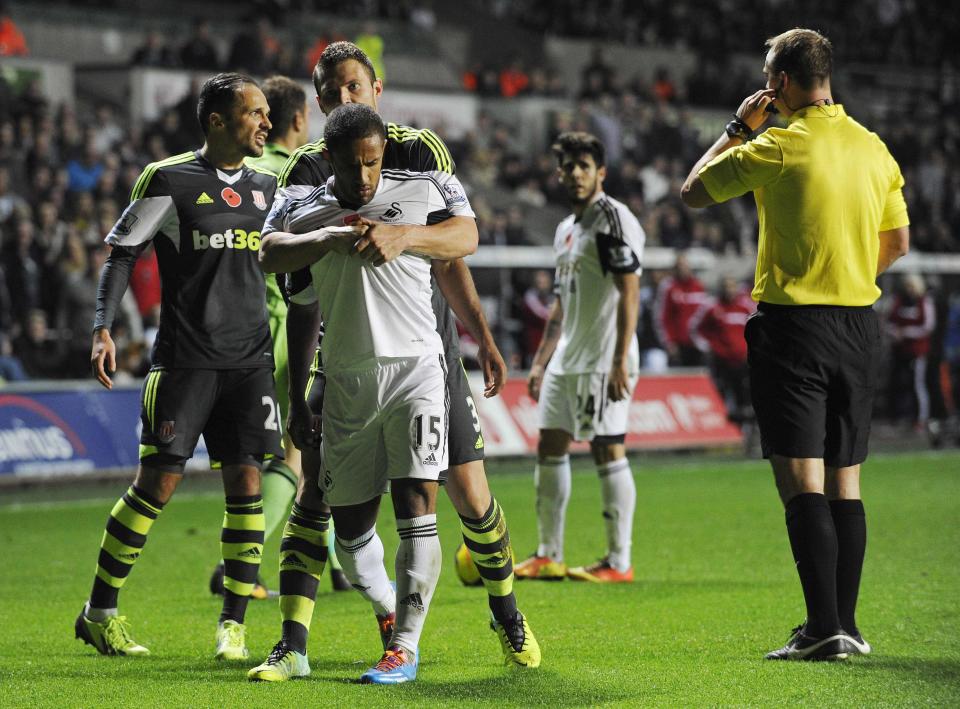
[444,357,485,472]
[304,352,485,480]
[139,367,284,471]
[745,303,880,467]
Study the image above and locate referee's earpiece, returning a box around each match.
[766,84,780,114]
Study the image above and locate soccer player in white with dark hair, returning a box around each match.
[517,131,645,583]
[253,102,477,684]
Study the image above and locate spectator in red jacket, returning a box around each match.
[886,273,935,426]
[655,252,709,366]
[0,2,28,57]
[690,276,755,423]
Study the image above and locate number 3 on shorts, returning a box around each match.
[262,395,281,431]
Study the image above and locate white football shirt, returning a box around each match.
[262,169,475,372]
[549,192,645,375]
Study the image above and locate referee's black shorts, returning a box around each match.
[745,303,880,467]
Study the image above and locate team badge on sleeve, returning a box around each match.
[252,190,267,210]
[597,231,641,274]
[114,211,138,236]
[442,182,467,207]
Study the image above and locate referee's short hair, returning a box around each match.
[261,75,306,141]
[197,72,257,135]
[313,41,377,95]
[551,131,606,168]
[323,103,386,152]
[765,28,833,89]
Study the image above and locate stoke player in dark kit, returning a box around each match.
[76,73,282,662]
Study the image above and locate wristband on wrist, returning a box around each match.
[725,115,752,142]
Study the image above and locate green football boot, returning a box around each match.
[215,620,249,661]
[74,609,150,656]
[491,611,541,668]
[248,640,311,682]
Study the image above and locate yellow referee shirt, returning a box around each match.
[698,104,909,306]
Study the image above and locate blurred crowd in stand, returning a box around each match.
[494,0,958,69]
[1,1,959,444]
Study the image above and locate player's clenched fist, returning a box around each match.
[287,399,322,450]
[353,218,410,266]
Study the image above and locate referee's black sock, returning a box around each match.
[830,499,866,635]
[784,493,841,638]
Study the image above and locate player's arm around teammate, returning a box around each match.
[257,40,540,673]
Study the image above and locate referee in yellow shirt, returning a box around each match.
[681,28,910,661]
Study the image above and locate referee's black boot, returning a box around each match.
[844,628,872,655]
[765,623,856,661]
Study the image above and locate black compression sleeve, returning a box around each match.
[93,245,143,332]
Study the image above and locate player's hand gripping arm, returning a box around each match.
[609,272,641,402]
[285,301,323,450]
[431,258,506,397]
[259,225,369,273]
[354,216,479,266]
[527,299,564,401]
[91,245,141,389]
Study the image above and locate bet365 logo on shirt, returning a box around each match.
[191,229,261,251]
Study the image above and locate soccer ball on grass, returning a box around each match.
[454,543,483,586]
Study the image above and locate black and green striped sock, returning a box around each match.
[89,485,165,611]
[279,503,330,653]
[460,497,518,623]
[220,495,264,624]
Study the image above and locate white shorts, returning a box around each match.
[538,370,638,442]
[320,355,448,506]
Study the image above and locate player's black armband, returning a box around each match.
[597,232,640,275]
[93,244,142,332]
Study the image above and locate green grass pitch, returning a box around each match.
[1,452,958,707]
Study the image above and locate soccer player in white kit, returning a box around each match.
[517,131,645,583]
[256,103,478,684]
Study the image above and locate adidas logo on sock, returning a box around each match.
[238,547,262,559]
[423,452,438,466]
[117,551,140,561]
[281,553,307,570]
[400,592,425,612]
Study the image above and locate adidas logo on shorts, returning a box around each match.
[422,452,438,466]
